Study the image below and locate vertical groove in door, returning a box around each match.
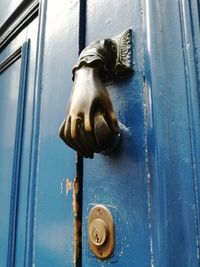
[24,0,46,266]
[79,0,86,53]
[179,0,200,262]
[74,153,83,267]
[74,1,86,266]
[7,41,29,267]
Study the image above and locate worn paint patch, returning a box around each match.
[60,178,73,197]
[66,178,72,196]
[72,153,83,266]
[73,175,81,266]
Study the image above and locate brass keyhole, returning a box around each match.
[88,205,114,259]
[89,218,107,247]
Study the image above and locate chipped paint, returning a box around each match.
[73,175,80,265]
[60,178,72,196]
[66,178,72,197]
[73,154,83,267]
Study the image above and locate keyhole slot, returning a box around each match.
[96,233,100,243]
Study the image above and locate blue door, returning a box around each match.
[0,2,39,265]
[0,0,200,266]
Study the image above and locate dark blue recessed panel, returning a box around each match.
[0,58,21,267]
[14,17,39,267]
[0,14,39,267]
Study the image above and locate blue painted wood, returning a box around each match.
[0,0,200,266]
[15,16,39,267]
[33,1,80,266]
[0,13,39,267]
[143,0,200,266]
[23,1,47,266]
[82,1,151,266]
[0,51,22,267]
[82,0,200,266]
[7,40,29,267]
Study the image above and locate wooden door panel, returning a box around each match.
[1,0,200,266]
[33,1,80,266]
[82,1,151,266]
[0,54,22,267]
[0,14,39,267]
[143,1,200,266]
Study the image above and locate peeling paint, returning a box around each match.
[60,178,72,196]
[73,154,83,267]
[73,175,81,266]
[66,178,72,197]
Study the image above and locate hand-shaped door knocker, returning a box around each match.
[59,29,133,158]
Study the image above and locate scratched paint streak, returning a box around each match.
[142,0,155,265]
[143,77,155,267]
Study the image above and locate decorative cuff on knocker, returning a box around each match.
[72,29,133,82]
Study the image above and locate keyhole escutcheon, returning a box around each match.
[88,205,114,259]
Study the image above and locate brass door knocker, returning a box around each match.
[59,29,133,158]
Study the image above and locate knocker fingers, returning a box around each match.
[69,116,91,157]
[94,112,116,150]
[60,110,118,158]
[106,110,120,134]
[59,118,80,153]
[75,115,103,158]
[101,97,120,134]
[68,115,98,158]
[84,113,92,132]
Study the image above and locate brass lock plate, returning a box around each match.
[88,205,114,259]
